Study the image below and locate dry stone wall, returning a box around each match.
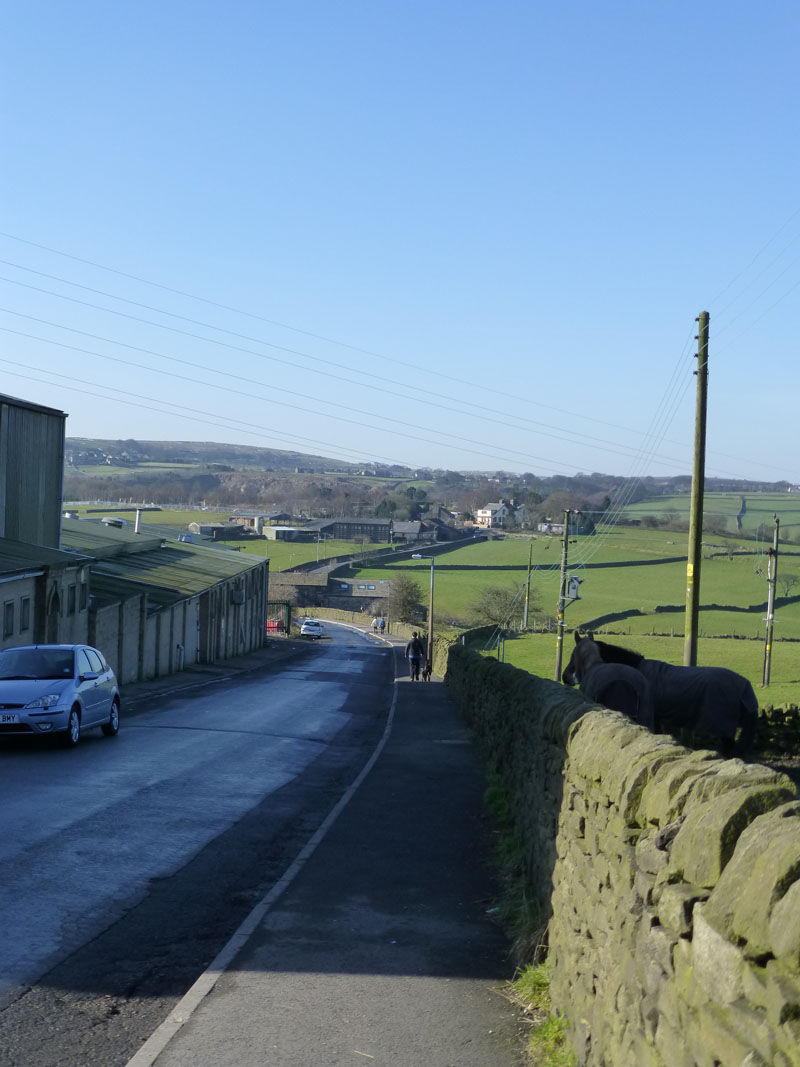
[445,644,800,1067]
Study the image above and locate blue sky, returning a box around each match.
[2,1,798,482]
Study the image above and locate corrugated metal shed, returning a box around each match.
[1,392,66,548]
[89,541,262,598]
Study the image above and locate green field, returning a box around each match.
[68,506,231,525]
[66,505,391,569]
[341,517,800,705]
[491,632,800,708]
[68,498,800,704]
[621,490,800,539]
[237,539,392,569]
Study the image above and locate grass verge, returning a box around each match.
[506,963,576,1067]
[484,771,576,1066]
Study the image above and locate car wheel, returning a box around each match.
[61,708,81,748]
[102,699,120,737]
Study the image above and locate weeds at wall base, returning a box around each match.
[484,772,576,1066]
[507,964,576,1067]
[484,768,547,965]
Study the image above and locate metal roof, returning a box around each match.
[303,517,392,531]
[61,519,163,558]
[0,536,91,576]
[229,508,290,519]
[0,392,67,419]
[61,518,264,600]
[118,521,241,549]
[90,541,264,598]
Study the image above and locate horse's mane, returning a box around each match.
[593,638,645,667]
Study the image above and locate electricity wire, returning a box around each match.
[0,267,699,465]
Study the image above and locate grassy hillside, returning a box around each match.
[621,490,800,539]
[70,499,800,704]
[342,519,800,704]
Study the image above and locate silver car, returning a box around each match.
[0,644,120,747]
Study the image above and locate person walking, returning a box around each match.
[405,631,425,681]
[371,616,379,634]
[379,617,386,635]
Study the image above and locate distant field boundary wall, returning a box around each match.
[445,644,800,1067]
[286,534,480,576]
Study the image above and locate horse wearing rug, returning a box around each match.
[562,633,655,731]
[568,633,758,755]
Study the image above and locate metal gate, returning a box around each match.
[265,600,292,635]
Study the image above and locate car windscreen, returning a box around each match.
[0,648,75,680]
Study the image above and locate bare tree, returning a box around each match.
[778,573,800,597]
[470,584,530,630]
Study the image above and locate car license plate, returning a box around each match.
[1,713,20,724]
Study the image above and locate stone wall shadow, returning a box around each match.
[444,644,587,931]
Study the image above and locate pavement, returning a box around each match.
[122,627,524,1067]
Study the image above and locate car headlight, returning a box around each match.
[25,694,62,709]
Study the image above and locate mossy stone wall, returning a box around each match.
[446,644,800,1067]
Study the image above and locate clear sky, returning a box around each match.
[2,1,798,483]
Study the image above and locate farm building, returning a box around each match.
[0,392,66,549]
[392,521,423,543]
[0,537,93,651]
[61,519,269,683]
[262,526,316,542]
[188,521,246,540]
[304,517,393,542]
[228,509,292,533]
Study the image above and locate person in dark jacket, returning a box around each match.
[405,631,425,681]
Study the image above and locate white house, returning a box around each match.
[475,502,509,528]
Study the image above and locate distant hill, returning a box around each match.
[65,438,367,474]
[64,438,796,502]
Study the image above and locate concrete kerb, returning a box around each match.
[120,639,314,711]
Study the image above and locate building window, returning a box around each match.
[3,601,14,639]
[20,597,30,633]
[67,585,77,615]
[79,584,88,610]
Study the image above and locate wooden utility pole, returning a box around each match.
[762,514,779,686]
[684,311,710,666]
[554,509,572,681]
[523,543,533,629]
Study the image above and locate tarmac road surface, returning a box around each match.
[0,625,395,1067]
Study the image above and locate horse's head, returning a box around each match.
[562,631,601,685]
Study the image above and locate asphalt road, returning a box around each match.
[0,625,392,1067]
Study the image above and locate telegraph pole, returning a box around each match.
[762,514,779,686]
[523,543,533,629]
[684,311,710,667]
[554,509,573,681]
